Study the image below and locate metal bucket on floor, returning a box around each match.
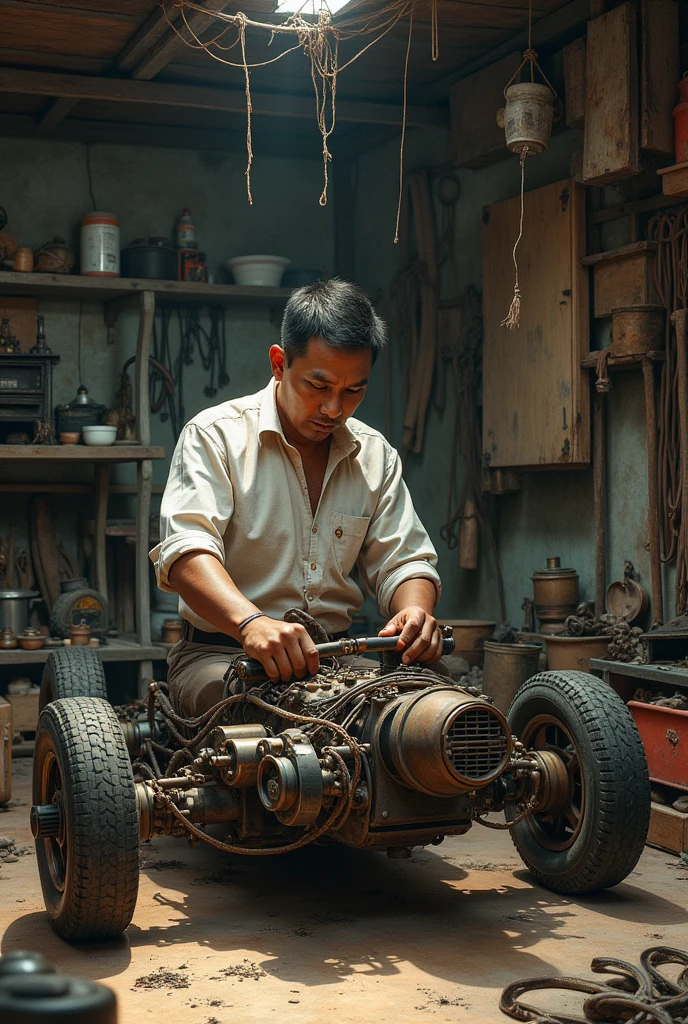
[482,641,542,715]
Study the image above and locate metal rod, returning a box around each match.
[593,390,607,618]
[643,356,663,625]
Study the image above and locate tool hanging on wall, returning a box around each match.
[495,0,559,330]
[149,306,229,442]
[107,355,176,442]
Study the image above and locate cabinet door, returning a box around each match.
[482,177,590,469]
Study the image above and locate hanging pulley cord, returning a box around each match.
[648,205,688,613]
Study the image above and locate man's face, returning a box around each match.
[270,337,372,444]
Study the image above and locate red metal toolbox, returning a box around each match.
[628,701,688,791]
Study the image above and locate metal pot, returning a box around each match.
[121,238,177,280]
[0,589,40,635]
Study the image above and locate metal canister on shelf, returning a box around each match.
[80,211,120,277]
[531,556,579,635]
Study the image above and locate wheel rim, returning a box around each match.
[39,749,67,891]
[521,713,585,852]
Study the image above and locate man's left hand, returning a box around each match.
[378,606,442,664]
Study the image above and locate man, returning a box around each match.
[150,279,443,717]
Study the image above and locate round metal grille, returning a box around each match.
[443,705,510,783]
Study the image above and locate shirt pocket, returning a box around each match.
[331,512,371,577]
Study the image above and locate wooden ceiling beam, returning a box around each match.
[35,96,79,134]
[0,68,448,127]
[415,0,589,102]
[0,111,326,160]
[116,6,172,72]
[0,0,138,23]
[116,0,231,81]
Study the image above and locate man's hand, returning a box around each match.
[378,605,442,664]
[241,616,319,682]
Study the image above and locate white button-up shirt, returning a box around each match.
[150,378,441,634]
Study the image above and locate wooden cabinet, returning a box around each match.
[482,177,590,470]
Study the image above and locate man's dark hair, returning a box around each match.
[281,278,386,364]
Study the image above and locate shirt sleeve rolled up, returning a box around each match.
[357,447,441,617]
[150,423,234,592]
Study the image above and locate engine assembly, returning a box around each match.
[29,633,653,940]
[110,636,557,858]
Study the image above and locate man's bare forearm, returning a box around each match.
[389,578,437,617]
[167,551,318,681]
[168,552,259,642]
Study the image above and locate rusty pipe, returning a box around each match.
[643,355,664,625]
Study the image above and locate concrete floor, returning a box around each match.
[2,758,688,1024]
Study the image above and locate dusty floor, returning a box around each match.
[2,757,688,1024]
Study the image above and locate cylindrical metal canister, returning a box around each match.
[611,305,666,358]
[502,83,554,154]
[80,212,120,277]
[482,641,542,714]
[532,557,579,635]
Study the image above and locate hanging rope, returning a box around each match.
[648,204,688,613]
[162,0,431,232]
[501,147,528,330]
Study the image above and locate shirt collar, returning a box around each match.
[258,377,361,459]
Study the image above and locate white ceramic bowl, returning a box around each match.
[225,255,290,288]
[81,425,117,446]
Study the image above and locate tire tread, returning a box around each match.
[508,670,650,894]
[34,696,138,939]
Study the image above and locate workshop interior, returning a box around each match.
[2,0,688,1022]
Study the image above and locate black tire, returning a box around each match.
[507,670,650,894]
[40,647,107,712]
[32,697,139,940]
[50,588,108,640]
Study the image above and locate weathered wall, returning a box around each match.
[0,136,334,574]
[354,124,661,628]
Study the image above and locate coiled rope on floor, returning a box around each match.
[500,946,688,1023]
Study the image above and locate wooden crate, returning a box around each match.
[658,161,688,198]
[482,177,590,469]
[640,0,679,156]
[563,37,586,130]
[647,802,688,855]
[581,242,659,318]
[0,697,10,804]
[583,2,640,184]
[7,693,39,736]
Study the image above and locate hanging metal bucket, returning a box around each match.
[498,83,554,155]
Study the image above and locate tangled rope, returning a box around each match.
[161,0,438,229]
[648,205,688,613]
[500,946,688,1023]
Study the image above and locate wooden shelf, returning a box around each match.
[657,160,688,198]
[590,657,688,690]
[0,271,295,306]
[0,444,165,461]
[581,349,665,371]
[0,637,169,665]
[580,240,658,267]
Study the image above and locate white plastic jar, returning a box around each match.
[80,211,120,277]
